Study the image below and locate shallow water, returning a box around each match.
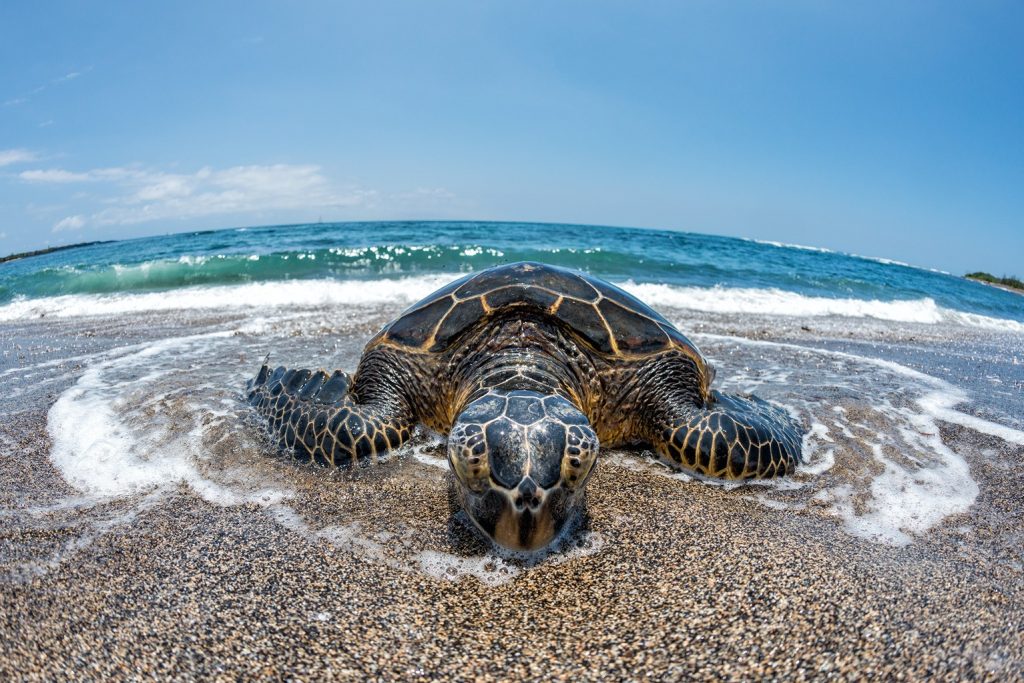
[3,298,1021,586]
[3,222,1024,587]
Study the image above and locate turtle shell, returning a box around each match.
[372,262,704,362]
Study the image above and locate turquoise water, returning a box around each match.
[1,221,1022,327]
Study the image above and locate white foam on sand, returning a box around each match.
[266,502,606,586]
[799,421,836,477]
[916,393,1024,447]
[693,333,1024,545]
[416,530,606,587]
[46,330,292,506]
[266,505,393,566]
[3,492,165,583]
[416,549,524,586]
[3,274,1022,333]
[406,429,450,470]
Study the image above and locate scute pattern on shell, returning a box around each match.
[373,261,705,363]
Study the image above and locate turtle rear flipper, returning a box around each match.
[247,363,414,467]
[649,391,803,479]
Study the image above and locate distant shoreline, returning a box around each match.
[965,272,1024,296]
[0,240,112,265]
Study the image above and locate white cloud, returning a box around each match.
[0,231,7,239]
[23,163,377,226]
[21,166,138,183]
[0,149,38,167]
[21,168,95,182]
[53,215,86,232]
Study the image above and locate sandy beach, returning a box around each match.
[2,300,1023,681]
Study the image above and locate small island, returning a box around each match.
[966,271,1024,293]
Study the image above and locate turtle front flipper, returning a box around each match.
[246,363,414,467]
[648,391,803,479]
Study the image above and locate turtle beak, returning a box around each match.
[460,478,572,552]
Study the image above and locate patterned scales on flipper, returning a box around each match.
[372,261,706,364]
[655,391,803,479]
[247,363,414,467]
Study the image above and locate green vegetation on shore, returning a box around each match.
[966,271,1024,292]
[0,240,112,265]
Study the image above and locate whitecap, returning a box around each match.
[621,282,1024,333]
[4,276,1022,333]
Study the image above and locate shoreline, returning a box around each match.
[966,276,1024,297]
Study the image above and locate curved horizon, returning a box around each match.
[0,217,1005,278]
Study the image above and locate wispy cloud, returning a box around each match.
[52,215,85,232]
[25,163,376,231]
[53,71,83,84]
[3,67,92,107]
[0,149,39,167]
[21,168,97,182]
[19,167,139,183]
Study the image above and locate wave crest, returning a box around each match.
[2,276,1021,332]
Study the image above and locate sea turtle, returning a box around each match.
[247,262,802,550]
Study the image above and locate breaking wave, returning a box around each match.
[2,276,1022,333]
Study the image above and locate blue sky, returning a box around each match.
[1,1,1021,274]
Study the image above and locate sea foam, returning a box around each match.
[626,282,1024,332]
[38,315,1024,571]
[3,276,1022,332]
[46,331,291,506]
[0,276,453,321]
[694,333,1024,545]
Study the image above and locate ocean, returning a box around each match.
[3,221,1023,330]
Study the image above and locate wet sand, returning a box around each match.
[2,311,1024,681]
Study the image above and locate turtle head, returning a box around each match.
[448,390,598,551]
